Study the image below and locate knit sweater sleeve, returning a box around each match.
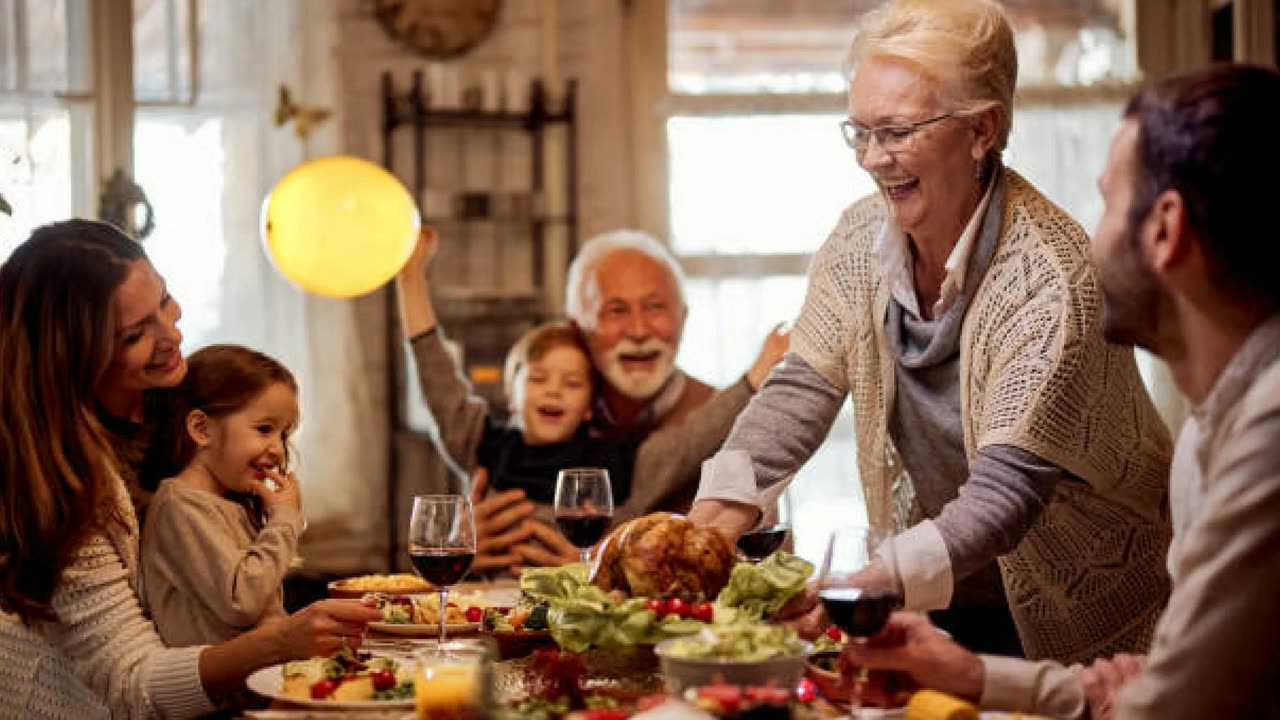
[144,487,301,633]
[614,378,754,523]
[409,328,495,472]
[45,531,213,719]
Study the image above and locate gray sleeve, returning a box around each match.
[933,445,1063,581]
[409,329,490,472]
[721,352,846,492]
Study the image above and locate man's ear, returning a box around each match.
[1144,189,1193,275]
[186,410,213,447]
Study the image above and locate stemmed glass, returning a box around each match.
[553,468,614,565]
[735,523,791,563]
[818,525,904,710]
[408,494,476,641]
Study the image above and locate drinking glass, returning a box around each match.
[735,523,791,562]
[413,639,493,720]
[817,525,904,710]
[552,468,614,564]
[407,495,476,641]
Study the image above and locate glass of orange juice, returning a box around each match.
[414,639,493,720]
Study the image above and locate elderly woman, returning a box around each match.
[0,220,381,718]
[689,0,1171,662]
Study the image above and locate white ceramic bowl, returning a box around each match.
[653,638,813,695]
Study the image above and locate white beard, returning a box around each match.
[598,339,675,401]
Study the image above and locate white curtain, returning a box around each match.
[141,0,388,574]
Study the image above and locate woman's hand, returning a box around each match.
[773,583,828,639]
[746,323,790,391]
[254,468,301,514]
[841,611,985,703]
[272,599,385,659]
[396,227,441,338]
[469,467,536,573]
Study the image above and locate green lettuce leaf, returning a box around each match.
[714,552,814,618]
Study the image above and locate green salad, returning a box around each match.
[515,553,814,653]
[662,625,807,662]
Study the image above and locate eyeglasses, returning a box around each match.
[839,113,956,155]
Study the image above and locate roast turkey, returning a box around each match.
[590,513,737,598]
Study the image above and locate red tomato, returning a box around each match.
[644,597,665,617]
[371,669,397,691]
[825,625,843,642]
[666,597,689,618]
[581,711,629,720]
[795,677,817,703]
[744,685,791,705]
[692,600,714,623]
[696,684,742,713]
[310,679,339,699]
[465,606,484,623]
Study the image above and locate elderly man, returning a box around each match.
[473,229,787,570]
[843,64,1280,719]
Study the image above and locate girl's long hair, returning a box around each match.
[0,220,147,623]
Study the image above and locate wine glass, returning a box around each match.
[553,468,614,565]
[735,523,791,563]
[818,525,904,710]
[408,494,476,641]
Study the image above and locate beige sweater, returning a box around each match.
[141,480,302,646]
[792,170,1173,663]
[0,475,214,719]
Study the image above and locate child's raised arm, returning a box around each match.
[396,228,492,471]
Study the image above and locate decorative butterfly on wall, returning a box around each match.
[273,85,333,139]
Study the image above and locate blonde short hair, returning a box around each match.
[564,229,686,330]
[844,0,1017,151]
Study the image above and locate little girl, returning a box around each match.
[141,344,305,646]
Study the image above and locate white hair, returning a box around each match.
[564,229,687,329]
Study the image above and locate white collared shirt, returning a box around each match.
[873,179,995,319]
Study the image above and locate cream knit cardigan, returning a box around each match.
[793,170,1173,663]
[0,474,213,719]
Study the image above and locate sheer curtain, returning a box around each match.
[139,0,388,573]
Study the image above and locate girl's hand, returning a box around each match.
[270,599,384,659]
[255,468,302,513]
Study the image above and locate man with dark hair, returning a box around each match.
[839,63,1280,719]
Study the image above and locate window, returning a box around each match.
[662,0,1142,563]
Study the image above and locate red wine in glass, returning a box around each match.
[408,494,476,640]
[555,511,612,548]
[410,548,476,587]
[736,524,790,562]
[819,586,904,637]
[554,469,614,564]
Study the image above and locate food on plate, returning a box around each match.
[333,573,432,593]
[661,625,806,662]
[684,681,795,719]
[364,591,490,625]
[280,648,412,701]
[591,513,737,598]
[485,603,551,632]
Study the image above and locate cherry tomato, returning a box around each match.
[666,597,689,618]
[371,669,398,691]
[825,625,843,642]
[795,677,817,703]
[746,685,791,705]
[465,606,484,623]
[581,711,629,720]
[696,684,742,713]
[691,600,714,623]
[644,597,665,617]
[310,679,339,699]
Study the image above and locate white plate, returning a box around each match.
[244,663,415,709]
[368,620,480,636]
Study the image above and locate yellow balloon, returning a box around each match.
[261,155,420,298]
